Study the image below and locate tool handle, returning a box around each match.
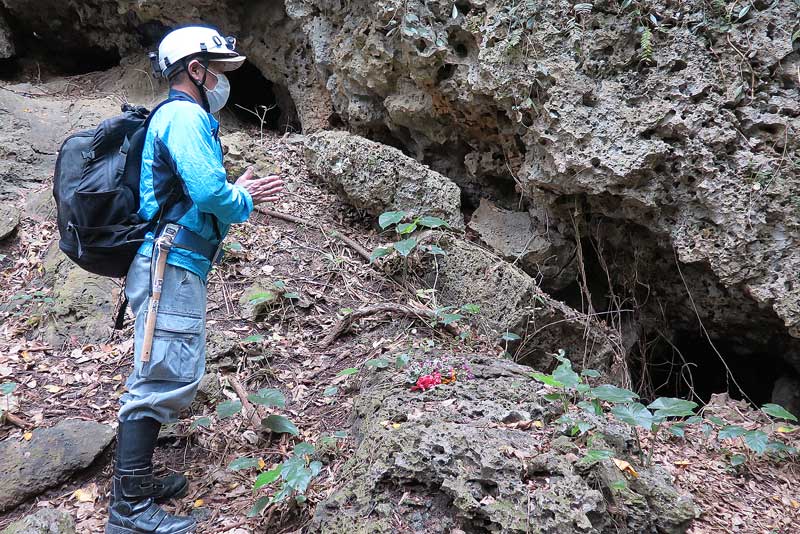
[140,248,169,363]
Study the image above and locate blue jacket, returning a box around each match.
[136,89,253,281]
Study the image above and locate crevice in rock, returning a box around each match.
[542,217,800,409]
[0,6,120,79]
[224,59,300,133]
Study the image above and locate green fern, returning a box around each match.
[640,27,654,64]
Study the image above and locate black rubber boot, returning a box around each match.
[152,473,189,503]
[106,418,196,534]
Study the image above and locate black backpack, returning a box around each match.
[53,98,180,278]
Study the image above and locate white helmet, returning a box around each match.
[153,26,246,78]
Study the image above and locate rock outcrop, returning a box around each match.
[313,356,698,533]
[41,241,118,347]
[0,11,12,59]
[0,419,114,512]
[1,508,76,534]
[418,232,623,375]
[2,0,796,388]
[305,130,464,229]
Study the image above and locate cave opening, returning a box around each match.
[0,8,120,80]
[629,330,785,406]
[223,60,300,133]
[544,228,797,411]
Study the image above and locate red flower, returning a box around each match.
[411,372,442,391]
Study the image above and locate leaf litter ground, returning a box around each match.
[0,126,799,533]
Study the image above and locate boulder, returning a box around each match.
[312,355,698,533]
[0,202,20,241]
[0,11,13,59]
[0,419,114,512]
[468,199,577,290]
[304,130,464,230]
[1,508,75,534]
[42,241,117,346]
[420,232,621,374]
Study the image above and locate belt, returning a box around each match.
[158,224,222,264]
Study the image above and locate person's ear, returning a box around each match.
[187,60,204,83]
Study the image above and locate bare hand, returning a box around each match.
[235,167,284,205]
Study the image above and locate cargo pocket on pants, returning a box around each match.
[139,311,203,382]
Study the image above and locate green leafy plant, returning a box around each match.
[714,403,798,465]
[236,441,324,517]
[371,210,450,263]
[531,351,799,469]
[639,27,654,64]
[223,387,316,516]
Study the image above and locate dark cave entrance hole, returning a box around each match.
[629,329,787,406]
[547,234,787,407]
[0,6,121,79]
[224,60,300,133]
[629,331,783,406]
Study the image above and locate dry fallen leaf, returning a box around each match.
[613,458,639,478]
[73,483,98,503]
[44,385,62,394]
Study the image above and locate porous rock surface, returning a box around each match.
[41,241,118,347]
[312,356,698,533]
[304,130,464,229]
[416,231,624,374]
[0,508,75,534]
[0,419,114,512]
[1,508,76,534]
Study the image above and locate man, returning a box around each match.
[106,26,283,534]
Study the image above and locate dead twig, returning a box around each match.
[227,374,262,430]
[1,412,28,429]
[320,302,459,348]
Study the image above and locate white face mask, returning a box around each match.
[202,69,230,113]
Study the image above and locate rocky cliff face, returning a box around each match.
[1,0,798,409]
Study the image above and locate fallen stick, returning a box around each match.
[320,302,459,348]
[227,375,262,430]
[256,208,460,346]
[2,412,27,429]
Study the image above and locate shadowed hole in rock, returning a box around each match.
[630,331,786,406]
[437,63,457,84]
[0,10,120,79]
[543,227,800,413]
[223,60,301,133]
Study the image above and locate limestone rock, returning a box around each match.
[0,419,114,512]
[313,355,697,533]
[0,202,20,241]
[772,375,800,418]
[41,241,117,346]
[1,508,76,534]
[238,284,278,321]
[0,11,13,59]
[304,130,464,229]
[420,232,620,374]
[468,199,577,290]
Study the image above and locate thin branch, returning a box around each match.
[227,374,262,430]
[321,302,459,348]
